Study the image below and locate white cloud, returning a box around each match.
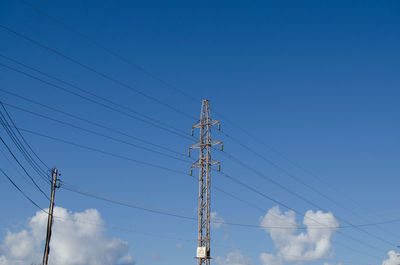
[211,211,225,229]
[216,250,252,265]
[0,207,135,265]
[382,250,400,265]
[260,206,339,264]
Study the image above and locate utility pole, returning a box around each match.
[42,168,60,265]
[189,99,222,265]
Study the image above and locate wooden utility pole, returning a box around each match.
[42,168,60,265]
[189,100,222,265]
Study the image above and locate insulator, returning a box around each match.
[190,169,193,176]
[191,128,194,136]
[220,144,223,151]
[218,123,221,131]
[188,150,191,157]
[218,164,221,171]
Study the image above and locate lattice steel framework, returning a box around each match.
[189,99,222,265]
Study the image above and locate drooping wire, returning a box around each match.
[1,102,50,170]
[0,53,192,138]
[0,91,389,256]
[215,147,398,248]
[10,0,390,239]
[0,148,44,191]
[19,0,201,104]
[6,124,394,256]
[0,155,374,263]
[15,126,190,177]
[0,167,47,212]
[1,161,376,263]
[61,181,400,231]
[0,103,50,181]
[2,102,192,164]
[0,111,49,181]
[218,130,400,240]
[9,122,391,240]
[0,61,193,141]
[18,0,388,235]
[13,2,389,244]
[0,136,50,201]
[214,169,387,255]
[8,123,278,220]
[0,88,188,158]
[0,8,390,258]
[0,24,198,121]
[0,163,381,260]
[6,90,396,229]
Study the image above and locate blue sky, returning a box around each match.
[0,1,399,265]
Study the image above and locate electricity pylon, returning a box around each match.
[42,168,60,265]
[189,99,222,265]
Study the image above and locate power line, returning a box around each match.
[1,124,267,216]
[61,181,400,231]
[215,148,397,248]
[219,129,400,240]
[19,0,200,104]
[0,23,197,121]
[214,169,386,256]
[0,165,371,265]
[0,147,43,191]
[1,102,49,170]
[0,94,388,256]
[1,122,390,257]
[0,165,193,251]
[0,111,48,181]
[0,104,49,182]
[0,163,380,261]
[218,120,368,210]
[0,167,46,213]
[10,124,398,230]
[16,1,374,228]
[6,123,275,222]
[0,60,193,141]
[0,5,390,258]
[6,124,391,259]
[0,53,191,139]
[15,3,391,244]
[8,124,392,256]
[12,0,392,241]
[0,135,50,201]
[3,87,390,228]
[0,88,188,158]
[11,5,383,239]
[59,180,382,261]
[15,126,192,176]
[2,102,192,164]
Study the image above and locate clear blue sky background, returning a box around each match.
[0,1,399,265]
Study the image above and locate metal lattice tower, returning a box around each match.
[189,99,222,265]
